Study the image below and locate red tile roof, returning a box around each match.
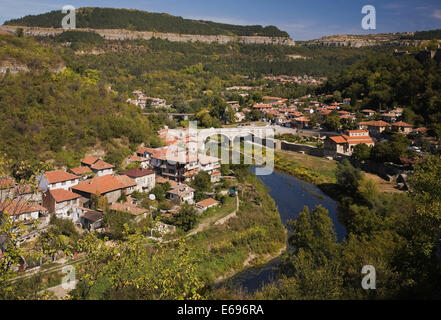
[49,189,81,203]
[359,120,390,127]
[109,199,148,216]
[347,130,369,134]
[392,121,413,128]
[196,198,219,208]
[329,135,374,145]
[329,136,347,144]
[72,175,130,195]
[81,156,99,166]
[45,170,79,184]
[70,166,93,175]
[90,160,114,171]
[115,175,137,188]
[127,155,148,162]
[121,168,155,178]
[0,200,47,216]
[0,177,15,189]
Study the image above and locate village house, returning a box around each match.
[235,112,246,123]
[156,176,179,189]
[81,157,114,176]
[136,146,150,159]
[109,197,151,220]
[293,116,310,129]
[361,109,376,117]
[80,210,104,231]
[71,174,136,204]
[120,168,156,192]
[9,184,42,204]
[195,197,219,213]
[123,155,150,169]
[324,130,375,157]
[0,179,40,203]
[198,154,221,182]
[39,170,80,191]
[0,200,48,224]
[69,166,94,180]
[0,177,16,202]
[115,175,138,195]
[150,147,199,182]
[381,112,398,123]
[392,121,413,135]
[227,101,241,111]
[166,183,195,204]
[42,189,81,221]
[358,120,390,136]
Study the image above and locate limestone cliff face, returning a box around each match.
[303,33,429,47]
[0,25,295,46]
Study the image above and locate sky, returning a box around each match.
[0,0,440,40]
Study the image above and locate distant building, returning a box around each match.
[81,157,114,177]
[123,155,150,169]
[392,121,413,135]
[42,189,81,221]
[0,200,48,224]
[120,168,155,192]
[71,175,136,204]
[358,120,390,136]
[196,198,219,212]
[361,109,376,117]
[41,170,80,191]
[80,210,104,231]
[167,184,195,204]
[324,130,375,157]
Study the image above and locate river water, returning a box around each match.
[220,168,346,293]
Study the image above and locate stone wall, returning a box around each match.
[0,25,295,46]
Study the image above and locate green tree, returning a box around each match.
[173,203,198,232]
[351,144,372,162]
[192,171,211,192]
[335,159,364,193]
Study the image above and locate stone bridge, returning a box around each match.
[196,126,274,146]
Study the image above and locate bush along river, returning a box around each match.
[219,167,347,293]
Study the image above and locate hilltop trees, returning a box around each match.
[0,36,154,165]
[6,7,289,37]
[324,53,441,134]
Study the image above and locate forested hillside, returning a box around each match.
[322,53,441,132]
[53,31,396,100]
[0,34,155,167]
[0,31,410,165]
[4,7,289,37]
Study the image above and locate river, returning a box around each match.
[220,168,346,294]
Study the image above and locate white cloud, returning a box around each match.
[432,9,441,20]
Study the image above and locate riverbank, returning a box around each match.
[213,166,346,295]
[182,167,286,285]
[274,150,337,185]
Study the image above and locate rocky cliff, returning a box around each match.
[303,33,429,47]
[0,25,296,46]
